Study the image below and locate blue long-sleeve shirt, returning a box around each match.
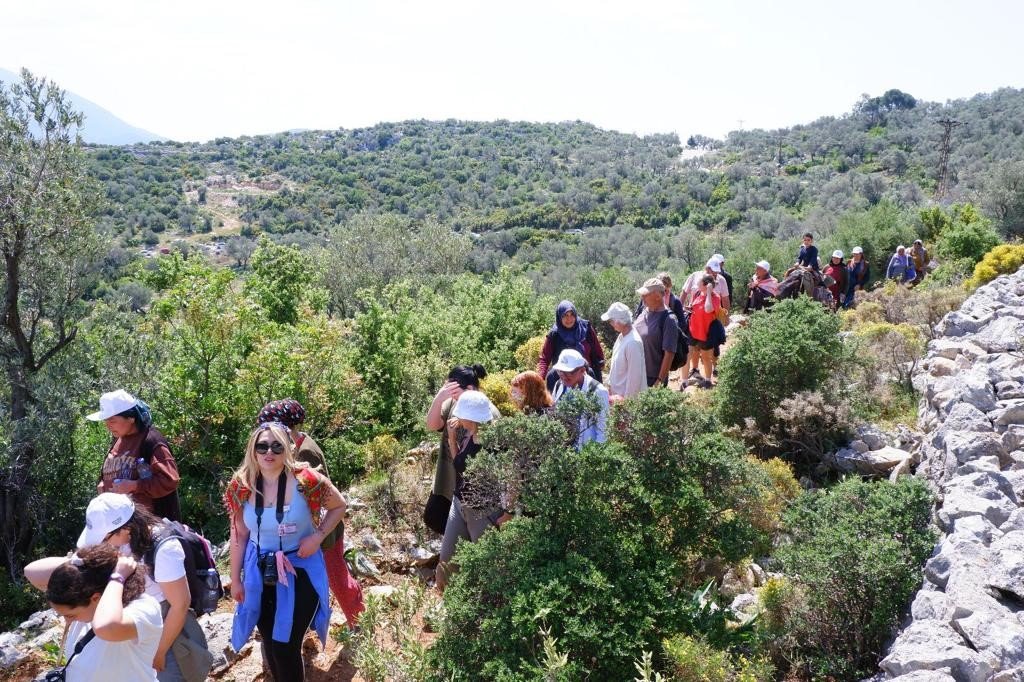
[231,540,331,651]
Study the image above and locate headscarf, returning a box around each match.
[256,399,306,428]
[551,300,587,350]
[133,399,154,429]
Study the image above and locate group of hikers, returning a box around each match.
[24,391,364,682]
[20,234,933,682]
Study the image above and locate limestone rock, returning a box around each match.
[910,589,954,621]
[954,611,1024,670]
[938,471,1018,529]
[720,565,756,599]
[198,612,235,673]
[889,669,957,681]
[834,446,912,475]
[367,585,398,602]
[0,644,26,671]
[857,424,889,451]
[880,620,993,681]
[986,530,1024,603]
[944,431,1007,466]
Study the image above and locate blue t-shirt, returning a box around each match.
[242,477,315,554]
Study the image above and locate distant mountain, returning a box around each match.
[0,67,166,145]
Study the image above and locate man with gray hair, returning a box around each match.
[633,278,681,387]
[600,302,647,402]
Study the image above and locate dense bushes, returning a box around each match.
[764,477,935,679]
[432,389,781,680]
[716,297,852,440]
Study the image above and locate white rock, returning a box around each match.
[0,633,24,649]
[955,455,1002,475]
[835,446,912,475]
[939,472,1018,529]
[972,316,1024,353]
[850,439,870,453]
[952,515,1002,544]
[889,669,957,681]
[1002,426,1024,452]
[367,585,398,602]
[0,644,26,671]
[880,620,993,681]
[198,612,235,672]
[910,589,954,621]
[986,530,1024,602]
[929,357,958,377]
[954,611,1024,669]
[991,400,1024,427]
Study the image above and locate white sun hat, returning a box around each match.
[86,390,139,421]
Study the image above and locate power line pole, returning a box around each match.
[936,118,965,200]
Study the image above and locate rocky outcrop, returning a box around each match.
[880,267,1024,681]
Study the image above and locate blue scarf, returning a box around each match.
[551,300,587,351]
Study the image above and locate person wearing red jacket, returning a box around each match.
[536,300,605,392]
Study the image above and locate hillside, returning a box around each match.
[88,87,1024,257]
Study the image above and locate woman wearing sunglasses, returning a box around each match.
[223,422,345,682]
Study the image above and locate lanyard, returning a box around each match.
[254,471,287,556]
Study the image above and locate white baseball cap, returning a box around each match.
[852,246,863,254]
[77,493,135,548]
[450,390,496,424]
[832,250,844,259]
[86,389,138,421]
[601,302,633,324]
[552,349,587,373]
[706,259,722,273]
[755,260,771,273]
[710,253,725,264]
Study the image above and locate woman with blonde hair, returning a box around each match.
[223,422,345,682]
[510,371,554,415]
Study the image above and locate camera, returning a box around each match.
[259,552,278,587]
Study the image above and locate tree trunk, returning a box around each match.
[1,362,37,581]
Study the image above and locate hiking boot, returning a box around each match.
[699,378,714,390]
[687,368,701,381]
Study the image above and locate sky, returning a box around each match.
[3,0,1023,143]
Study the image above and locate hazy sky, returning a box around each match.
[3,0,1022,142]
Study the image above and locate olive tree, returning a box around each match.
[0,69,103,578]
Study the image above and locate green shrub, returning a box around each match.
[662,634,774,682]
[771,477,936,679]
[716,297,852,435]
[936,220,1000,264]
[433,390,775,680]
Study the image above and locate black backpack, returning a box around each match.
[145,521,224,615]
[659,309,689,371]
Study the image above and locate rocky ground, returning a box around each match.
[873,267,1024,681]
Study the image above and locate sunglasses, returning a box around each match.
[254,441,285,455]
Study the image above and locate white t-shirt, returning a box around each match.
[143,536,186,602]
[681,271,729,305]
[65,594,163,682]
[607,328,647,399]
